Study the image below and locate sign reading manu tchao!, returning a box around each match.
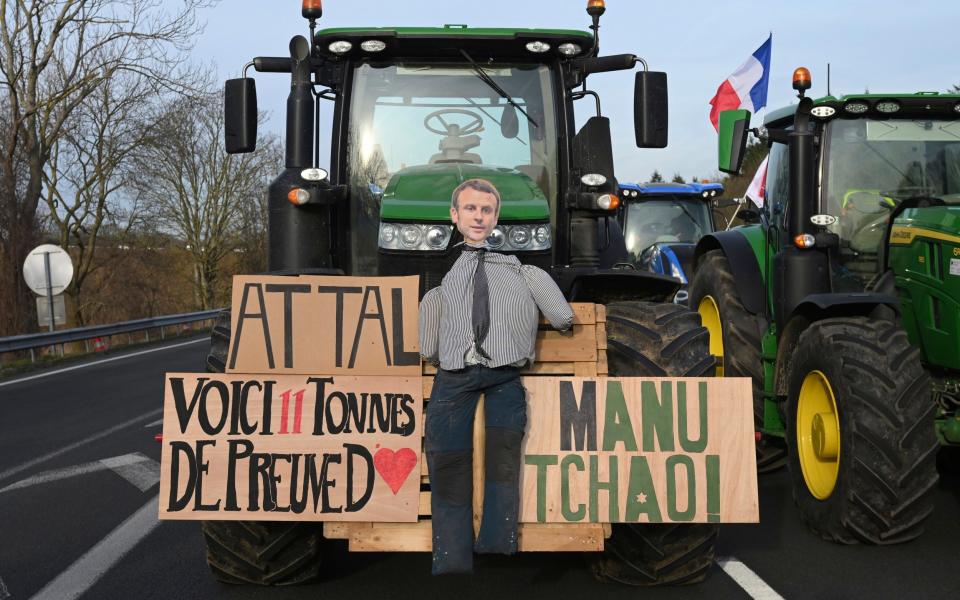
[520,377,759,524]
[158,373,423,522]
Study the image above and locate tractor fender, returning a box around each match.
[561,269,681,304]
[773,292,900,396]
[694,231,765,315]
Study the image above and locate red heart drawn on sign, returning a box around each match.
[374,447,418,495]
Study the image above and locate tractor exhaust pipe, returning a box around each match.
[286,35,314,168]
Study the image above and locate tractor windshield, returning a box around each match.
[822,118,960,284]
[346,61,558,274]
[622,198,712,262]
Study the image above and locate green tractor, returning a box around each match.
[207,0,720,586]
[690,67,957,543]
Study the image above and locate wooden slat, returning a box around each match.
[524,361,576,375]
[418,491,431,516]
[594,303,606,323]
[349,520,432,552]
[518,523,605,552]
[423,376,433,398]
[540,302,595,326]
[597,349,608,375]
[595,322,607,350]
[472,397,486,538]
[573,361,598,376]
[536,324,597,362]
[345,521,605,552]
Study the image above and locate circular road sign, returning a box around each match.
[23,244,74,296]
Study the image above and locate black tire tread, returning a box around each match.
[201,310,322,585]
[785,317,938,545]
[688,250,786,472]
[592,301,718,586]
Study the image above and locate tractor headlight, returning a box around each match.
[379,223,454,251]
[425,225,451,249]
[328,40,353,54]
[558,43,582,56]
[525,41,551,53]
[488,224,551,251]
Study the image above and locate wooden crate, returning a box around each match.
[325,303,609,553]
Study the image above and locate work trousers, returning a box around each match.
[425,365,527,575]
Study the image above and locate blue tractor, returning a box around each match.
[618,182,724,302]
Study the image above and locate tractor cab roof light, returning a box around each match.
[875,100,900,114]
[844,101,869,114]
[558,43,582,56]
[328,40,352,54]
[954,102,960,114]
[811,105,836,118]
[360,40,386,52]
[302,0,322,19]
[794,233,816,249]
[525,41,551,53]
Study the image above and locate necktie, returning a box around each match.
[471,249,491,359]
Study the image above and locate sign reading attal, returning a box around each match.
[520,377,759,523]
[226,275,421,375]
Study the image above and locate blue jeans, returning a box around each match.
[425,365,527,575]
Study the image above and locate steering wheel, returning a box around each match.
[424,109,484,137]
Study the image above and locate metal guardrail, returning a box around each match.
[0,309,223,356]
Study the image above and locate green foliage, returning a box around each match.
[671,173,685,184]
[649,170,664,183]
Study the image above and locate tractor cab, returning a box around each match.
[618,182,722,294]
[757,94,960,291]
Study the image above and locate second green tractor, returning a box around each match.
[691,68,960,544]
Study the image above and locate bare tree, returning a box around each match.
[42,70,153,325]
[0,0,212,335]
[134,90,281,310]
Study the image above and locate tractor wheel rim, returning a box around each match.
[797,370,841,500]
[697,295,724,376]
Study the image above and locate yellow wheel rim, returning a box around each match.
[797,370,841,500]
[698,295,724,376]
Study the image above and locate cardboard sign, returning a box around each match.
[158,373,423,522]
[519,377,758,523]
[226,275,420,375]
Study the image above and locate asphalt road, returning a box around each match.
[0,339,958,599]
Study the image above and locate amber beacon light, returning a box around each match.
[302,0,322,19]
[792,67,812,92]
[587,0,606,16]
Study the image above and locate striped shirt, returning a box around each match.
[419,249,574,370]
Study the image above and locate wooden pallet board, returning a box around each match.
[334,520,605,552]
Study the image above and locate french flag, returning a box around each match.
[709,35,772,131]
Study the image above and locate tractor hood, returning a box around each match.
[380,164,549,222]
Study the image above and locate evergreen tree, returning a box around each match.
[649,170,664,182]
[672,173,686,184]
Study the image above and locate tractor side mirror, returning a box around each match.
[634,71,668,148]
[224,78,258,154]
[718,109,751,174]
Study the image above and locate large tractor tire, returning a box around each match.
[591,301,719,586]
[785,317,938,544]
[689,249,787,473]
[201,310,322,585]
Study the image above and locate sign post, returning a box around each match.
[23,244,74,331]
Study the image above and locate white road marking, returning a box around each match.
[0,575,10,599]
[143,418,163,428]
[0,337,207,389]
[0,409,162,484]
[716,557,785,600]
[101,454,161,492]
[0,453,160,494]
[29,495,161,600]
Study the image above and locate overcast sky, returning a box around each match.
[192,0,960,183]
